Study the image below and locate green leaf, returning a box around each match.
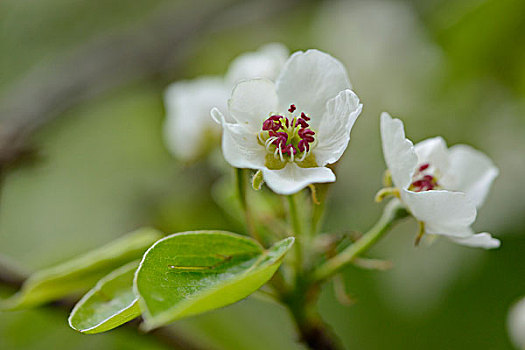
[134,231,294,330]
[68,261,140,334]
[1,227,162,310]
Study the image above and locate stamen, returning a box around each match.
[410,163,440,192]
[296,118,309,128]
[265,136,277,150]
[259,106,316,165]
[299,149,308,162]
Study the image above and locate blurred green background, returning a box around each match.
[0,0,524,349]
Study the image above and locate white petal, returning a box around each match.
[262,164,335,195]
[212,108,266,169]
[380,113,418,189]
[163,77,229,160]
[445,144,499,208]
[228,78,278,131]
[508,297,525,349]
[401,189,477,238]
[449,232,500,249]
[276,49,351,120]
[314,90,362,166]
[225,43,289,85]
[414,137,449,173]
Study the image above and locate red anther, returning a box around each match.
[419,163,430,172]
[288,104,296,113]
[296,118,309,128]
[411,180,425,190]
[423,175,434,181]
[285,117,290,128]
[263,115,283,131]
[298,139,310,152]
[300,112,310,121]
[276,131,288,139]
[273,132,288,144]
[262,119,275,131]
[298,128,315,139]
[297,129,315,139]
[411,177,437,192]
[283,144,297,155]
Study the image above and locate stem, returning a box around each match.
[283,280,343,350]
[235,168,259,241]
[310,183,330,237]
[313,200,408,282]
[283,192,343,349]
[287,194,303,272]
[293,312,343,350]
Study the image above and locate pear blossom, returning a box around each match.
[212,49,362,195]
[508,296,525,349]
[163,43,289,161]
[380,112,500,248]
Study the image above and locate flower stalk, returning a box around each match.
[313,200,409,282]
[287,194,304,272]
[235,168,259,241]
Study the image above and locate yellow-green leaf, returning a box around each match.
[1,227,162,310]
[69,261,140,334]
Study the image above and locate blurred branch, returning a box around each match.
[0,0,305,171]
[0,261,210,350]
[0,254,27,289]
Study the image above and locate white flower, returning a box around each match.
[163,43,289,161]
[380,112,500,248]
[212,49,362,195]
[508,296,525,349]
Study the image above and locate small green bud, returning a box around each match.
[252,170,264,191]
[414,221,425,246]
[382,169,392,187]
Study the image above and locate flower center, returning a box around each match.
[257,104,317,168]
[409,163,441,192]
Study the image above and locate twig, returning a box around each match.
[0,262,209,350]
[0,255,26,289]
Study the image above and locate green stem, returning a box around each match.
[313,200,408,282]
[287,194,303,272]
[310,183,330,237]
[283,278,343,350]
[235,168,259,241]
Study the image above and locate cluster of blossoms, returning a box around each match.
[163,44,500,250]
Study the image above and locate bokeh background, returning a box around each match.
[1,0,524,349]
